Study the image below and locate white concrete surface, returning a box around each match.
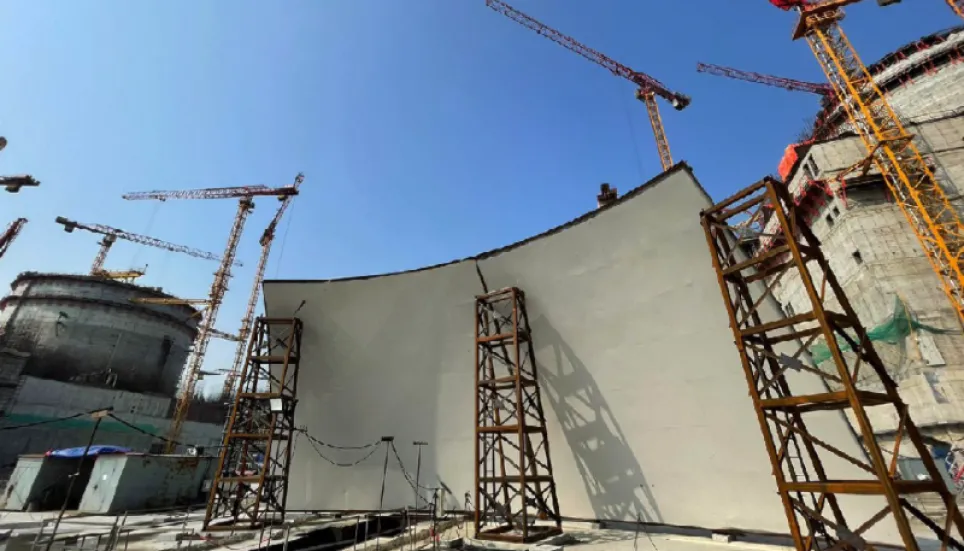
[263,165,903,543]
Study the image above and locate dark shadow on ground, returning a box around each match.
[534,315,663,523]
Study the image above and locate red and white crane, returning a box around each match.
[485,0,690,173]
[696,62,831,97]
[768,0,963,21]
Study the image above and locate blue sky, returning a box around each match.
[0,1,954,394]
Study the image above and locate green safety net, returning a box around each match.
[809,296,956,364]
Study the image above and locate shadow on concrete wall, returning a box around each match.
[535,316,663,523]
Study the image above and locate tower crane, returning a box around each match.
[55,216,238,278]
[0,218,27,261]
[770,0,964,23]
[696,62,831,97]
[122,178,300,451]
[484,0,690,172]
[770,0,964,334]
[221,173,304,399]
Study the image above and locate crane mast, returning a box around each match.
[222,173,304,398]
[774,0,964,332]
[949,0,964,19]
[695,62,832,96]
[484,0,690,172]
[54,216,237,275]
[122,179,300,451]
[166,198,254,451]
[0,218,27,260]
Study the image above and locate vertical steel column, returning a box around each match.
[701,176,964,551]
[474,287,562,543]
[203,317,303,530]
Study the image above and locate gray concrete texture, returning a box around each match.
[0,377,224,468]
[0,273,198,397]
[823,28,964,139]
[263,166,903,542]
[777,114,964,442]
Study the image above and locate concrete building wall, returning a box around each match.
[0,273,198,397]
[0,377,224,468]
[770,114,964,489]
[883,32,964,123]
[263,165,902,542]
[0,348,27,414]
[821,27,964,139]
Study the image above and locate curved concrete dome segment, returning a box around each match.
[264,164,900,540]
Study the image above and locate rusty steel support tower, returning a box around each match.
[474,287,561,543]
[203,317,303,531]
[701,176,964,551]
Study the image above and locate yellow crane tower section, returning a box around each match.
[222,173,304,398]
[949,0,964,19]
[122,179,301,452]
[772,0,964,328]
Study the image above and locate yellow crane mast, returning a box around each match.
[949,0,964,19]
[121,180,301,451]
[221,173,304,399]
[772,0,964,328]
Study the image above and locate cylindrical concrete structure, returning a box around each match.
[813,25,964,138]
[0,272,199,397]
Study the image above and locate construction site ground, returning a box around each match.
[0,510,797,551]
[2,510,957,551]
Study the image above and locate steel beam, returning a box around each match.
[701,176,964,551]
[474,287,562,543]
[203,317,303,530]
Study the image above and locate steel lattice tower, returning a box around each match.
[203,317,303,530]
[474,287,562,543]
[701,176,964,551]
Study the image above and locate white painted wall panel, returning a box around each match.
[263,167,902,542]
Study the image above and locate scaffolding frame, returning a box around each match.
[700,176,964,551]
[474,287,562,543]
[203,317,303,531]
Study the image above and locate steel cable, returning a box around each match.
[298,428,382,467]
[296,426,381,450]
[389,442,435,507]
[107,413,188,448]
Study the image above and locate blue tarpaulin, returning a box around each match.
[46,445,131,458]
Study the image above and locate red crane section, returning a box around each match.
[485,0,690,171]
[0,218,27,260]
[696,62,832,96]
[485,0,689,108]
